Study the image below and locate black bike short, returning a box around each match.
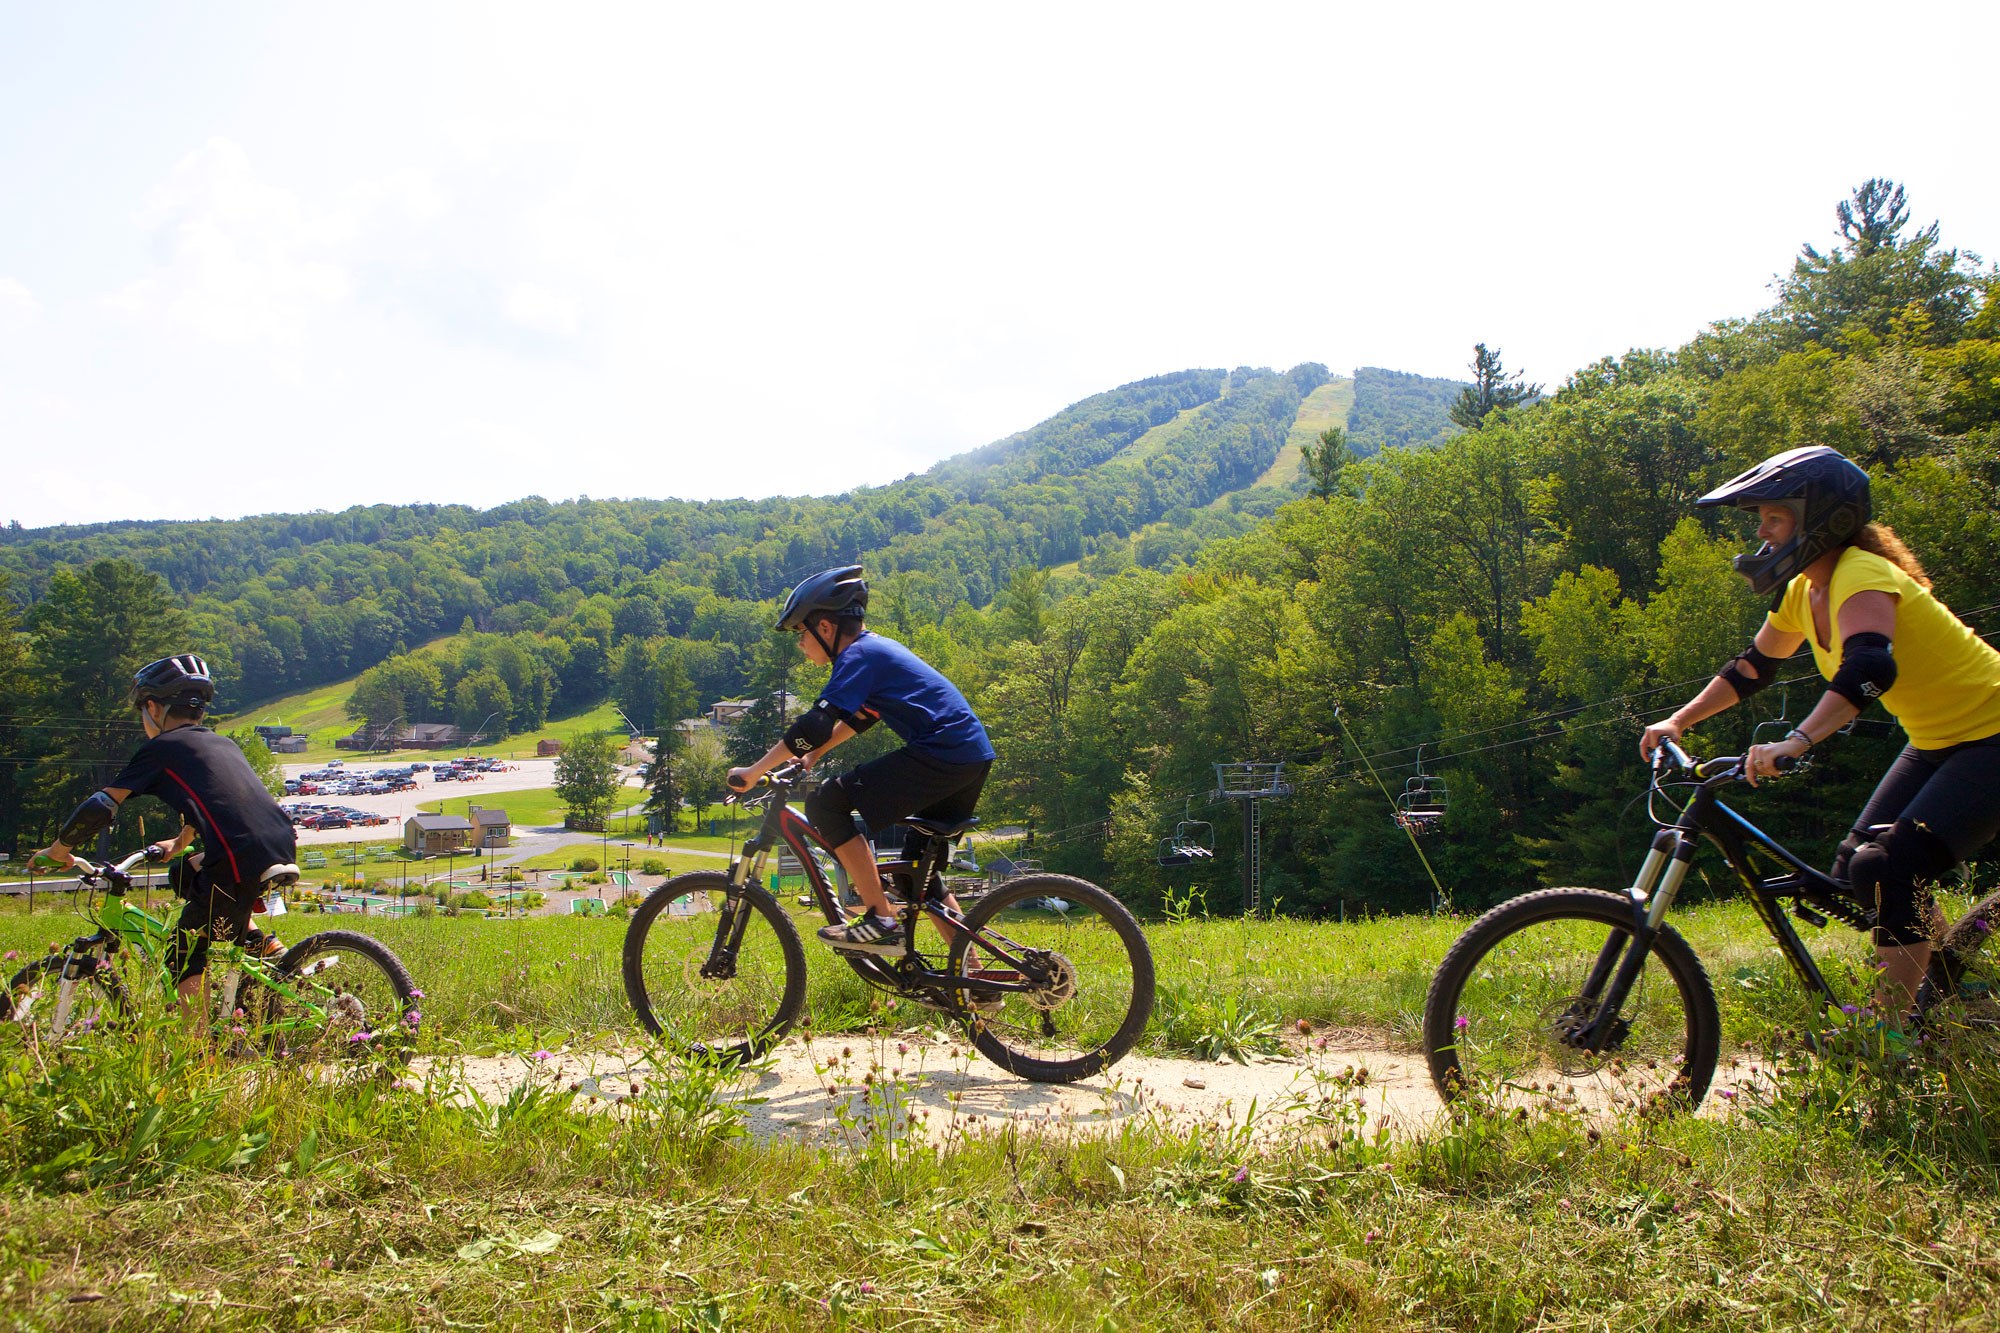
[806,748,990,852]
[1845,731,2000,944]
[165,857,258,983]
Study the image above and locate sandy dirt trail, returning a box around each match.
[424,1034,1777,1149]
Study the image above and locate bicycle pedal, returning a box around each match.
[1793,901,1829,929]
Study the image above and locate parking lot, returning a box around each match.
[280,756,568,846]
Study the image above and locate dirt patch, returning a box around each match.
[420,1029,1784,1151]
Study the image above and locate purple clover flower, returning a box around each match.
[1454,1015,1470,1032]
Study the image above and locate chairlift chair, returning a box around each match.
[1393,749,1448,835]
[1156,811,1216,867]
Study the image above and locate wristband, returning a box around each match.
[1785,728,1814,749]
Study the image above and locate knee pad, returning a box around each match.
[1851,819,1956,948]
[805,777,861,847]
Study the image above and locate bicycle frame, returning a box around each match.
[1583,741,1862,1051]
[51,852,340,1037]
[713,769,1044,1005]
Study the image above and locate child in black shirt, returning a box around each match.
[32,654,298,1015]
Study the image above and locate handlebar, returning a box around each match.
[725,759,807,802]
[34,847,156,891]
[1651,740,1798,786]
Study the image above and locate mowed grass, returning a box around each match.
[417,782,646,831]
[1247,376,1357,495]
[3,897,1999,1329]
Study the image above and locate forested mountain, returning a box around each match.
[9,180,1993,926]
[1344,366,1463,456]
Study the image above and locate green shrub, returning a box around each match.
[640,858,668,876]
[569,856,600,873]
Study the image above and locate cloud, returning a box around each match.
[503,281,580,338]
[0,276,40,335]
[106,138,350,380]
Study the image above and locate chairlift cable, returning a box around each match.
[1333,707,1449,909]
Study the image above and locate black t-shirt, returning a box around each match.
[109,726,297,886]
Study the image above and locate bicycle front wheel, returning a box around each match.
[622,871,807,1062]
[2,952,129,1041]
[256,930,419,1061]
[950,874,1155,1084]
[1424,888,1720,1113]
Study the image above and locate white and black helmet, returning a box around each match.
[1696,446,1871,596]
[131,653,215,712]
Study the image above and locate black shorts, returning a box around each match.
[165,858,258,982]
[805,748,990,851]
[1851,733,2000,864]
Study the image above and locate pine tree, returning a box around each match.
[1448,345,1541,430]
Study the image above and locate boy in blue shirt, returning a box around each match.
[728,566,996,954]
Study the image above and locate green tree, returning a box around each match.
[1298,425,1355,499]
[453,667,514,739]
[552,730,622,830]
[1448,344,1541,429]
[22,559,189,839]
[642,729,684,836]
[226,727,287,799]
[677,730,731,830]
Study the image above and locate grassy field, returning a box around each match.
[224,667,632,764]
[3,899,1998,1329]
[417,782,646,831]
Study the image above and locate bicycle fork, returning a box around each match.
[1573,830,1697,1053]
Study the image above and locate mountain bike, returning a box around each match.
[622,761,1154,1083]
[2,847,420,1058]
[1422,739,2000,1111]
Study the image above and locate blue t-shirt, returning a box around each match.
[817,632,996,765]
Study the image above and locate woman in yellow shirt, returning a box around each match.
[1640,445,2000,1018]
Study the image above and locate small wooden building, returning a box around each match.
[468,806,511,848]
[404,813,473,855]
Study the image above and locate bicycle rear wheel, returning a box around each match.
[948,874,1154,1084]
[622,871,807,1062]
[2,952,129,1041]
[1424,888,1720,1113]
[253,930,419,1061]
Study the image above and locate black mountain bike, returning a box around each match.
[1423,739,2000,1111]
[622,761,1155,1083]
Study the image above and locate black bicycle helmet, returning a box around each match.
[1695,445,1871,596]
[131,653,215,711]
[775,565,869,632]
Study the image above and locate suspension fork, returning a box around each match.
[1580,828,1698,1049]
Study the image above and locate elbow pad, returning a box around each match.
[1717,644,1781,700]
[58,791,120,847]
[1829,632,1896,708]
[781,701,842,756]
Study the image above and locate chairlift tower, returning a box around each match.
[1212,762,1291,914]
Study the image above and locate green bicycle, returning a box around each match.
[2,847,420,1058]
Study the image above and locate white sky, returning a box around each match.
[2,2,1994,528]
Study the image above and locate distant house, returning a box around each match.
[269,735,309,754]
[402,723,466,750]
[468,807,511,848]
[404,813,473,855]
[339,721,468,751]
[536,739,563,757]
[707,691,801,726]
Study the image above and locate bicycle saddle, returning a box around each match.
[902,815,979,840]
[260,863,302,887]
